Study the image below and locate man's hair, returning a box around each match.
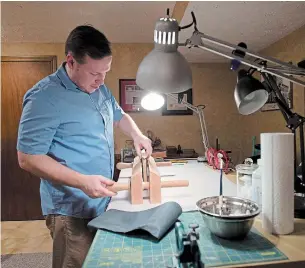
[65,25,111,64]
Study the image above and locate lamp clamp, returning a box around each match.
[168,221,204,268]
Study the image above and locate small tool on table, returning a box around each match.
[169,222,205,268]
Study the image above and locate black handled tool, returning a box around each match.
[168,221,205,268]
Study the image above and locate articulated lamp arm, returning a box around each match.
[181,11,305,88]
[167,93,210,154]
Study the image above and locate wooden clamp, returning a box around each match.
[113,156,189,204]
[116,160,172,170]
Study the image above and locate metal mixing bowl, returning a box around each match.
[196,196,260,240]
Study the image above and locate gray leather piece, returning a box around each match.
[87,201,182,239]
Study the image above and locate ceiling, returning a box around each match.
[2,1,305,63]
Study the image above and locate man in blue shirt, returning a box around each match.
[17,25,152,268]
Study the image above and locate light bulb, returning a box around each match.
[141,93,165,111]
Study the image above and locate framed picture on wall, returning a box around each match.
[162,88,193,116]
[119,79,145,112]
[260,75,293,112]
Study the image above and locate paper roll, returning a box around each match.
[261,133,294,235]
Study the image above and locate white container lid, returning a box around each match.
[236,163,258,175]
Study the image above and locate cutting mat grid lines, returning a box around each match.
[83,211,288,268]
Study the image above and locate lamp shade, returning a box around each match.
[234,70,269,115]
[136,50,192,94]
[136,13,192,94]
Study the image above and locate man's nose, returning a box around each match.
[96,74,106,84]
[95,78,104,84]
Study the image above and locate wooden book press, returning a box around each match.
[111,155,189,204]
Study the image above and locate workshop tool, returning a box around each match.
[114,154,189,204]
[109,180,189,192]
[83,211,288,268]
[116,159,172,170]
[206,147,230,174]
[169,222,205,268]
[120,147,136,163]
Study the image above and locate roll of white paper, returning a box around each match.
[261,133,294,235]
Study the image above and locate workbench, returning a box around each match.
[108,160,237,212]
[85,160,305,267]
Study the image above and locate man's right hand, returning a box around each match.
[80,175,117,198]
[17,152,118,199]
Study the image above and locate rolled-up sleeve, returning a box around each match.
[17,89,60,155]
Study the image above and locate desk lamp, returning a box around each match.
[136,9,305,218]
[141,90,210,161]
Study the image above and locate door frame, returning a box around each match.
[2,56,57,71]
[1,55,57,221]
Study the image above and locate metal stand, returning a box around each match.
[167,93,210,160]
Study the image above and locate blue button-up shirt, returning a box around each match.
[17,63,124,218]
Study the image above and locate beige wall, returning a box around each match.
[2,25,304,165]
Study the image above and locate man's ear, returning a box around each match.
[66,54,75,69]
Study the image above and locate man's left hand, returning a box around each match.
[133,134,152,158]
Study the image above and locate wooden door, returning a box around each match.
[1,56,57,221]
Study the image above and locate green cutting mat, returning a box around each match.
[83,211,288,268]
